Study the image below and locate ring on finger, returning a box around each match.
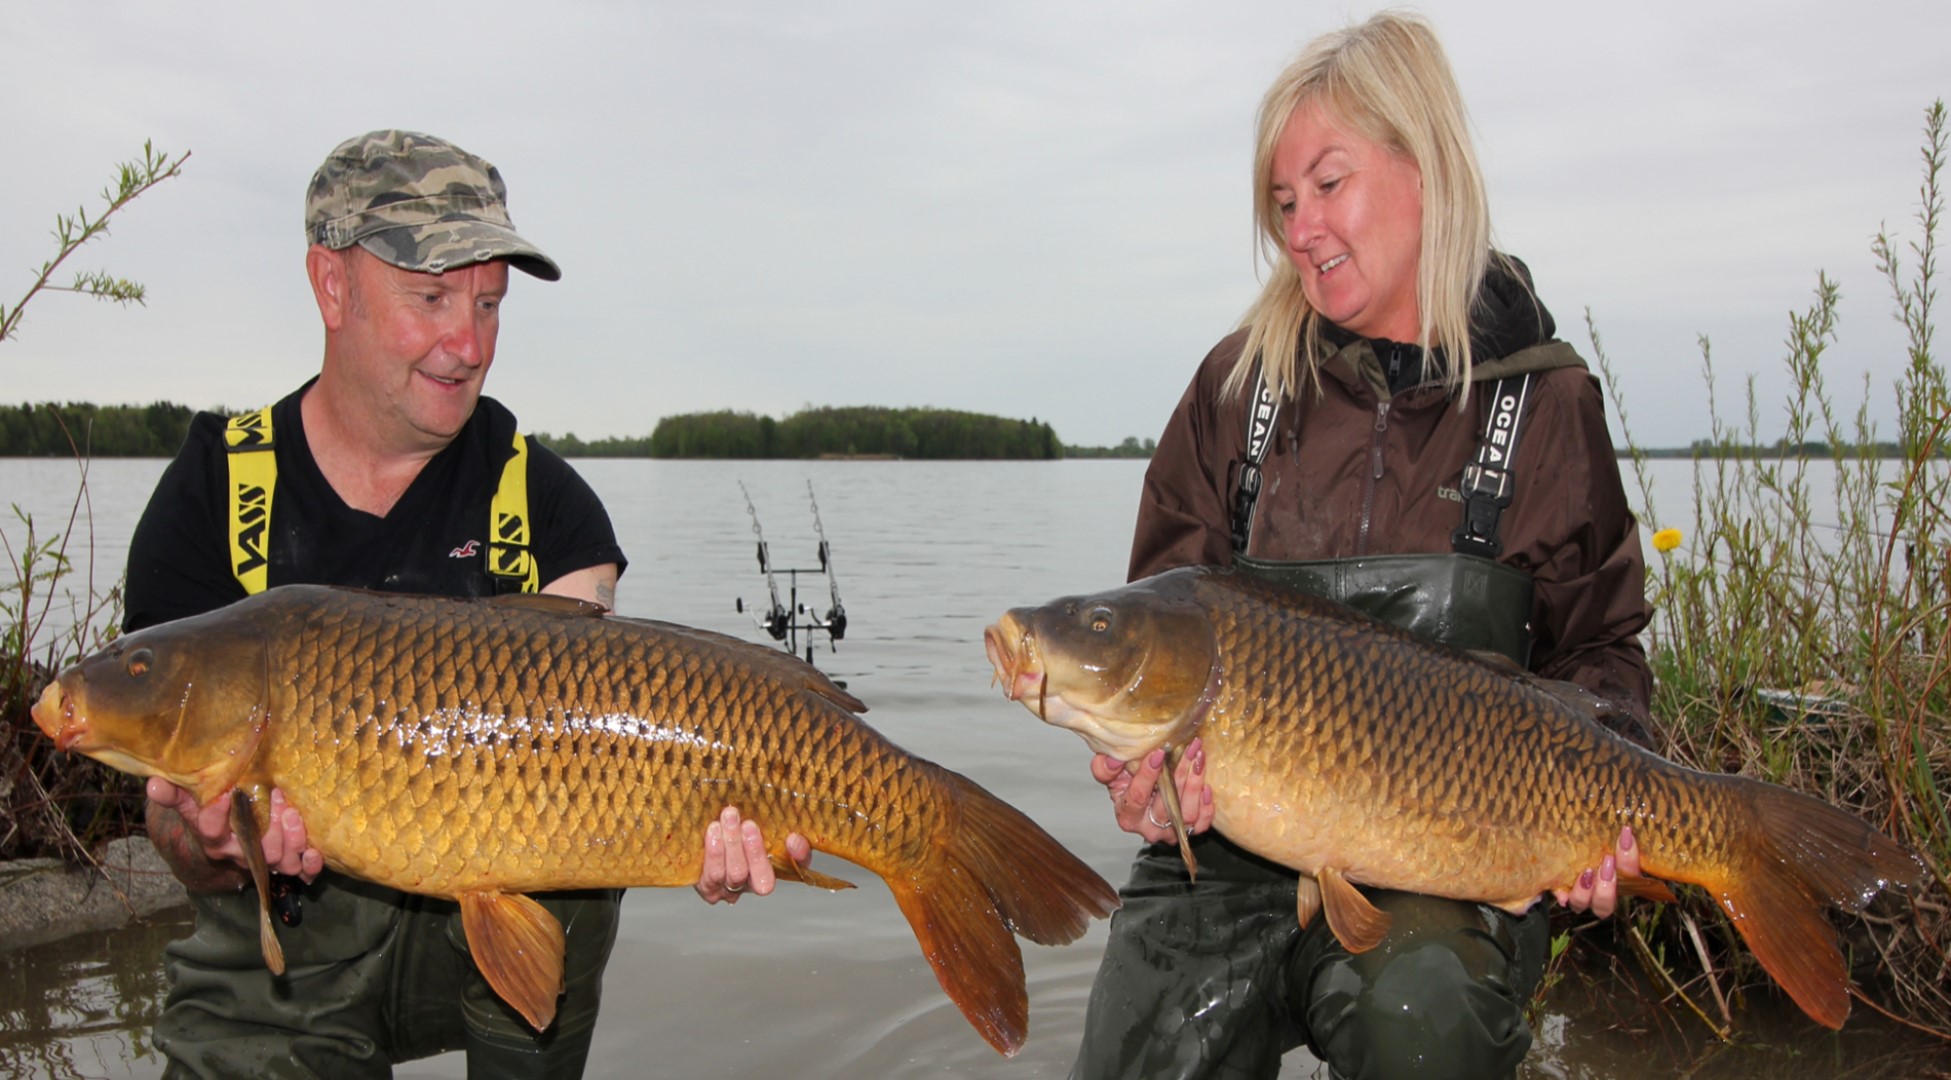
[726,880,744,894]
[1145,802,1171,831]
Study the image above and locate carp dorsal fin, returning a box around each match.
[1465,653,1646,734]
[227,789,286,975]
[1318,866,1391,953]
[1464,648,1528,677]
[1155,746,1199,882]
[1296,874,1322,929]
[460,891,567,1031]
[489,594,608,618]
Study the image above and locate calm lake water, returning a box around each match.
[1,456,1942,1078]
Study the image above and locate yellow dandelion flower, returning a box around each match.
[1652,528,1683,553]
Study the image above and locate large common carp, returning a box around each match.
[983,566,1923,1030]
[32,585,1118,1056]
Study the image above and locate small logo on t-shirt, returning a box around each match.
[449,540,481,559]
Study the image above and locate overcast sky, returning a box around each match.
[3,0,1945,450]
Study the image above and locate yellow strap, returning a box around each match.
[224,407,277,595]
[487,433,537,593]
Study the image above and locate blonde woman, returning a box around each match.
[1081,13,1653,1079]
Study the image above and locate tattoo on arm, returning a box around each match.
[148,799,247,894]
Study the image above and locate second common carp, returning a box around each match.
[983,566,1922,1030]
[33,585,1118,1056]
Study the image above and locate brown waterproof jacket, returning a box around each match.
[1131,326,1657,741]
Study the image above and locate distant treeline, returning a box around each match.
[0,401,213,457]
[537,406,1064,460]
[1640,439,1947,459]
[1066,436,1157,459]
[3,401,1935,461]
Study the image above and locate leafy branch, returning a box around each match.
[0,140,190,345]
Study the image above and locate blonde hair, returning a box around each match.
[1229,10,1509,404]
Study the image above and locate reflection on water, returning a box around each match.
[1522,950,1951,1079]
[0,907,189,1080]
[8,910,1944,1079]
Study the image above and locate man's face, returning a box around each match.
[332,249,509,448]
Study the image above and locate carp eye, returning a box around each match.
[126,648,154,678]
[1089,607,1113,633]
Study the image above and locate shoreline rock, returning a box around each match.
[0,836,187,953]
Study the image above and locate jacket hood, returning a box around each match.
[1320,254,1577,395]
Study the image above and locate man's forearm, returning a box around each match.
[146,799,249,894]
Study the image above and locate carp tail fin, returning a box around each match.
[460,891,567,1032]
[886,771,1120,1057]
[227,789,285,975]
[1711,782,1924,1030]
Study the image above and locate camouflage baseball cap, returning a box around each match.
[305,130,561,281]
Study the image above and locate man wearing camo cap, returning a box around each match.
[124,129,811,1078]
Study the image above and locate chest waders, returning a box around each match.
[1071,373,1552,1080]
[168,413,615,1080]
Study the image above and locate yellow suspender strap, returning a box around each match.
[487,433,538,593]
[224,407,277,596]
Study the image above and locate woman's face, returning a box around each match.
[1271,101,1424,342]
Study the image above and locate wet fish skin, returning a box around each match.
[984,566,1924,1030]
[32,585,1118,1055]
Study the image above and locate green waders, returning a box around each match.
[155,873,621,1079]
[1071,553,1550,1080]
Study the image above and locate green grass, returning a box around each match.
[2,484,141,862]
[1590,101,1950,1035]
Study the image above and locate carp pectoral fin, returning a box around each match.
[1619,875,1679,904]
[227,790,285,976]
[460,891,567,1032]
[770,851,856,892]
[1318,866,1390,953]
[1155,749,1198,881]
[1295,875,1322,929]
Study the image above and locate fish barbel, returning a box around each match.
[32,585,1118,1055]
[982,566,1922,1030]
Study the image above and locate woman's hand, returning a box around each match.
[1089,737,1216,844]
[1554,826,1640,918]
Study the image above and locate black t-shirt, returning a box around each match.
[124,381,627,632]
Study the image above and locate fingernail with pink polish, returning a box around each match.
[1579,869,1594,890]
[1601,855,1616,882]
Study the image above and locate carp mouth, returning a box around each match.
[983,616,1049,717]
[30,680,87,752]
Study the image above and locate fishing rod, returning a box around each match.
[806,479,848,642]
[736,481,790,642]
[734,480,847,666]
